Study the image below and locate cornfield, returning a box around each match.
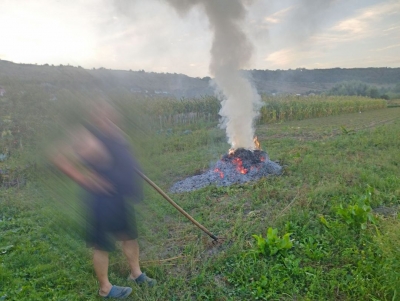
[121,94,387,128]
[258,95,387,124]
[115,95,220,129]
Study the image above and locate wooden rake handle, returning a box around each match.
[135,169,219,241]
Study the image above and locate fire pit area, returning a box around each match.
[170,148,282,193]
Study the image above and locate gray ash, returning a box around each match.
[170,148,282,193]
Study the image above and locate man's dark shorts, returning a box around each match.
[85,192,138,252]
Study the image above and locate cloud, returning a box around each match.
[374,43,400,52]
[93,0,212,76]
[264,47,325,68]
[264,6,294,24]
[383,25,400,32]
[321,54,400,68]
[289,0,400,69]
[264,49,293,66]
[262,1,400,70]
[331,1,400,38]
[333,19,364,34]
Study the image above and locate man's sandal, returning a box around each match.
[100,285,132,299]
[128,273,156,287]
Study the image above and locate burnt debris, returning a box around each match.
[170,148,282,193]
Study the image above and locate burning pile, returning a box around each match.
[170,139,282,193]
[160,0,282,193]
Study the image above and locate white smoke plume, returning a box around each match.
[164,0,262,150]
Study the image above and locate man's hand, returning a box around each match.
[83,171,114,195]
[50,150,114,194]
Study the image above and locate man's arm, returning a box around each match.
[48,127,113,194]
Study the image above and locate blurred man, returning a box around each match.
[49,100,155,299]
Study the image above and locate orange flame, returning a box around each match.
[228,137,261,154]
[253,136,261,150]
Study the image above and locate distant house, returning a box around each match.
[0,87,5,97]
[130,87,141,93]
[40,82,53,88]
[155,90,169,95]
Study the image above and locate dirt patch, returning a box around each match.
[373,206,399,217]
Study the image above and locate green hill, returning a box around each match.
[1,59,400,96]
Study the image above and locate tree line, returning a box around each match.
[327,80,400,100]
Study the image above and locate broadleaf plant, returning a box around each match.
[252,227,293,257]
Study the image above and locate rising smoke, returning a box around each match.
[164,0,262,150]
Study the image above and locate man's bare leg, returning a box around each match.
[93,249,113,296]
[122,240,143,279]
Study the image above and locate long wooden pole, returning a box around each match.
[136,169,219,241]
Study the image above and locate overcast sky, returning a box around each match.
[0,0,399,77]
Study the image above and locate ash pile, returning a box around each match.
[170,148,282,193]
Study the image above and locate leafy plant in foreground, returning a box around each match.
[335,188,377,230]
[252,227,293,256]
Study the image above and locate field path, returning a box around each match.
[257,107,400,141]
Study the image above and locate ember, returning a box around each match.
[170,148,282,193]
[214,168,224,179]
[232,157,247,174]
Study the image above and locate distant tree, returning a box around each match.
[328,81,369,97]
[367,87,380,98]
[393,83,400,93]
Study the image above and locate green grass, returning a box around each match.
[1,107,400,300]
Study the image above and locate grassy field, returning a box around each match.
[1,101,400,300]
